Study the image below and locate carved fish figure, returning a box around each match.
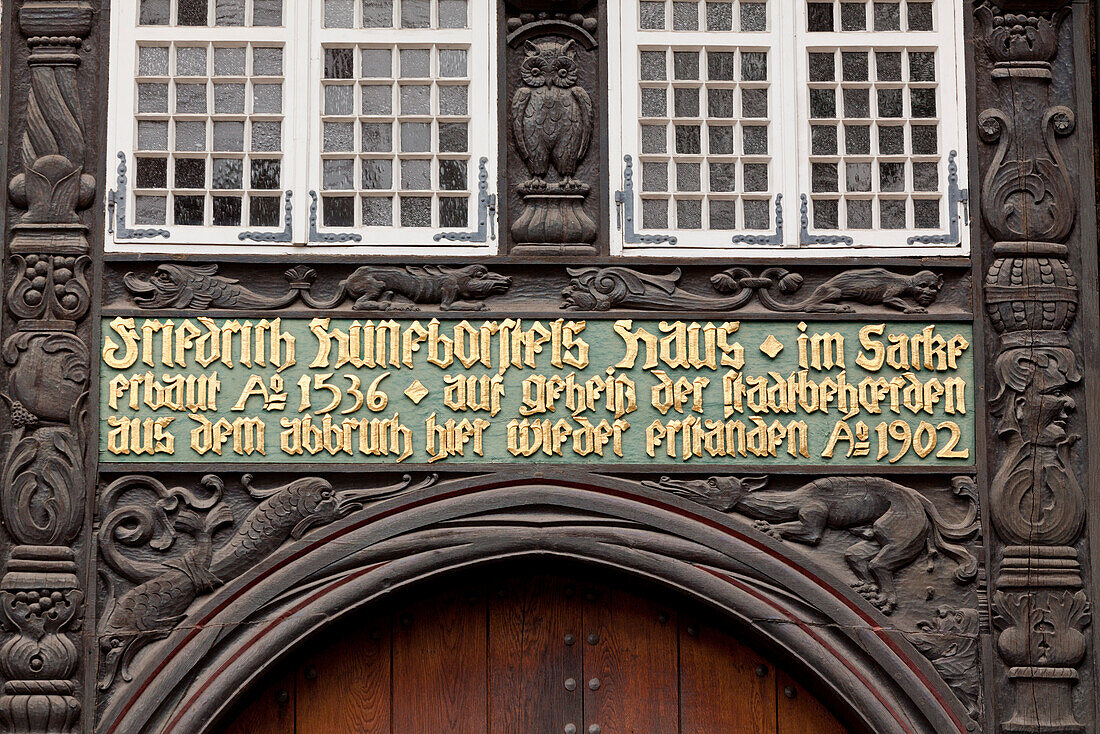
[123,263,299,309]
[645,475,979,614]
[98,474,436,689]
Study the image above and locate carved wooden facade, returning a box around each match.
[0,1,1096,733]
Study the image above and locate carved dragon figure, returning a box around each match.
[98,473,436,689]
[644,475,979,613]
[123,264,301,309]
[301,265,512,311]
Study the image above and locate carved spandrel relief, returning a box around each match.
[642,475,980,615]
[907,606,982,720]
[504,3,602,254]
[96,473,438,689]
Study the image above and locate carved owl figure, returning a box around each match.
[511,39,594,185]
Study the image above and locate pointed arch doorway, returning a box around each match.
[218,562,850,734]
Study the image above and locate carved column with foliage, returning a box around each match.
[0,1,97,732]
[974,1,1093,730]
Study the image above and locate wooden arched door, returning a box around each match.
[220,565,851,734]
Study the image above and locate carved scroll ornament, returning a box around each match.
[561,265,945,314]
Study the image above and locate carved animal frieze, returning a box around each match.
[303,265,512,311]
[97,473,438,689]
[712,268,944,314]
[907,606,982,719]
[561,265,943,315]
[123,264,514,312]
[123,264,303,310]
[644,475,980,613]
[559,266,794,311]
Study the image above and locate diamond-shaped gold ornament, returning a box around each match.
[759,335,784,359]
[404,380,430,404]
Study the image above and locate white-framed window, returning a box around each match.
[107,0,497,253]
[610,0,969,255]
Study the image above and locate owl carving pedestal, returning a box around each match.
[511,181,598,253]
[507,34,599,255]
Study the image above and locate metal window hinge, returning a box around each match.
[308,191,363,243]
[615,155,677,246]
[799,194,854,246]
[730,193,784,246]
[435,157,496,243]
[908,150,967,246]
[239,190,293,242]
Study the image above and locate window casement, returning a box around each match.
[107,0,497,252]
[108,0,966,254]
[609,0,969,254]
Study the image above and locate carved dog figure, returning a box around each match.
[711,267,943,314]
[307,265,511,311]
[645,475,979,613]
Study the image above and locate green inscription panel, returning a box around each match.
[99,317,974,466]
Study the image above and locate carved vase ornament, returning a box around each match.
[974,1,1092,731]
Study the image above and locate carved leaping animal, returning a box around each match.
[645,475,979,614]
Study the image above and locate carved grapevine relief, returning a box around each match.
[643,475,980,614]
[97,473,437,688]
[907,606,982,719]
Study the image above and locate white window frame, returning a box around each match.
[308,0,496,250]
[106,0,498,254]
[610,0,969,256]
[107,0,305,249]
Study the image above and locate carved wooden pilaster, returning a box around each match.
[0,1,97,732]
[973,1,1093,730]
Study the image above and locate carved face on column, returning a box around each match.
[993,346,1079,446]
[3,333,89,423]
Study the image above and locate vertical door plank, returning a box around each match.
[488,574,583,734]
[221,669,295,734]
[297,617,391,734]
[679,618,778,734]
[777,671,849,734]
[582,584,679,734]
[392,588,488,733]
